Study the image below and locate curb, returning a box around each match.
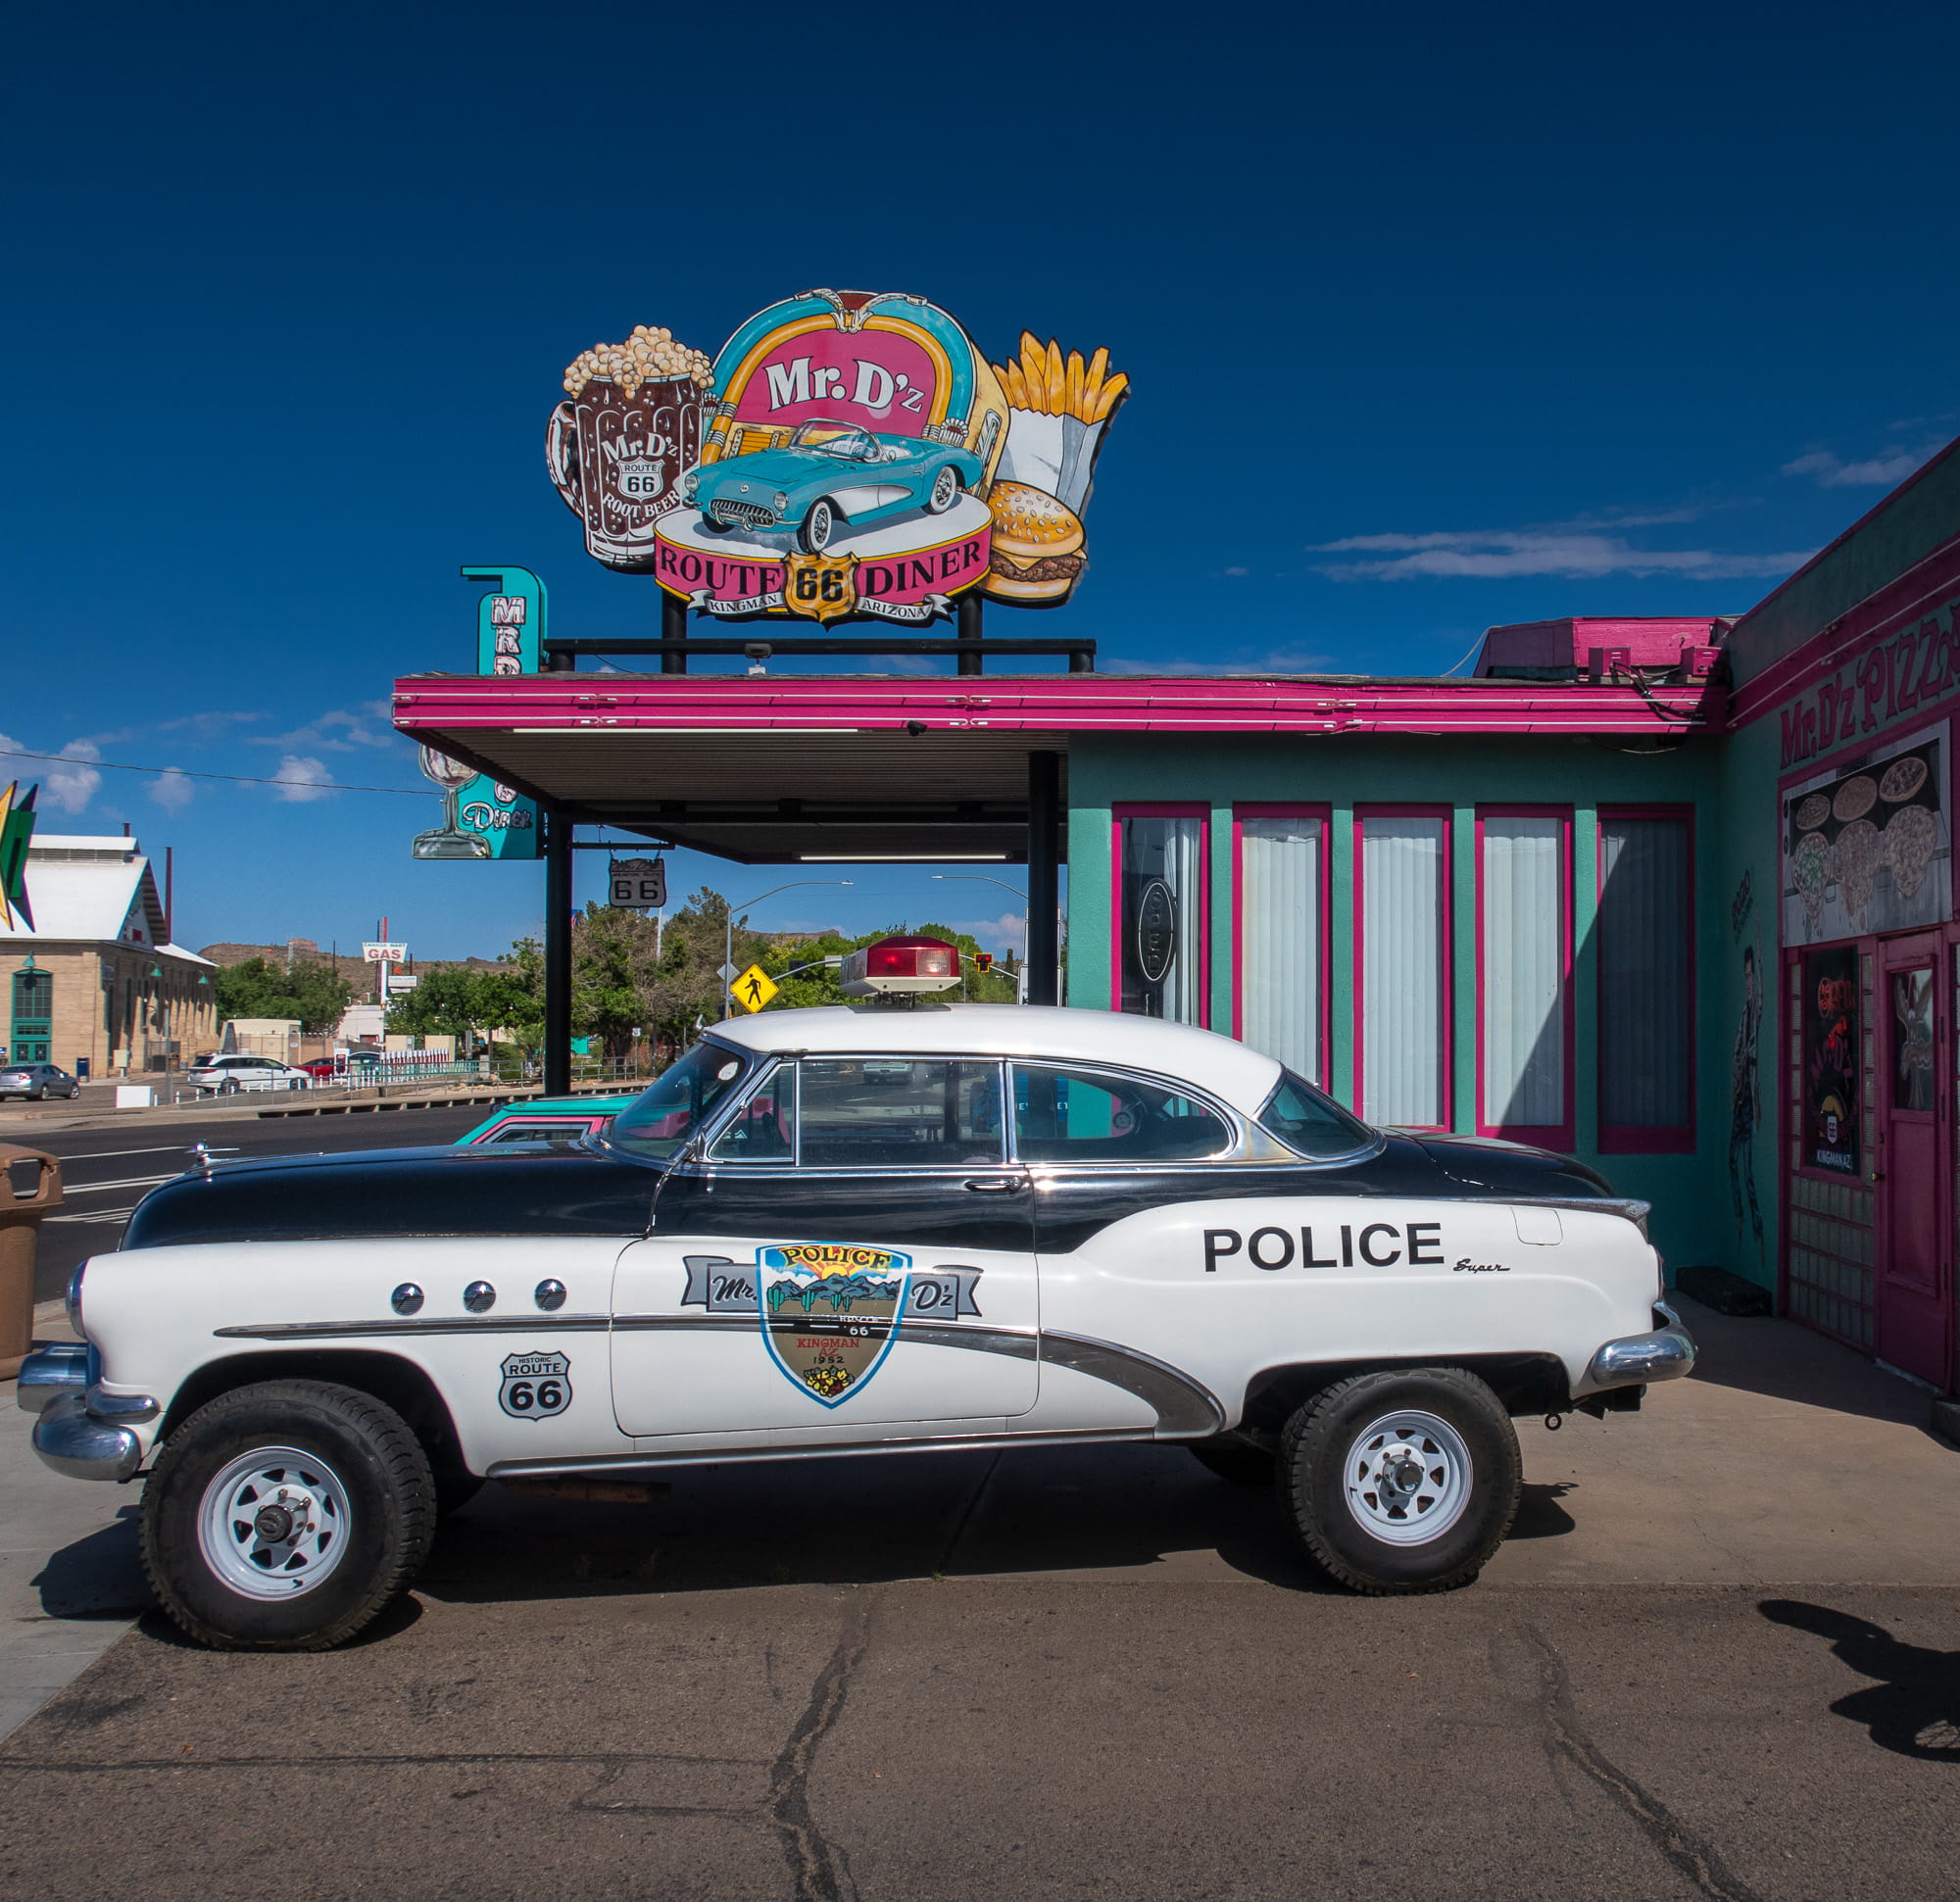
[1933,1398,1960,1451]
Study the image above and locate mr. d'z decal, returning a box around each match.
[500,1350,572,1418]
[1202,1222,1445,1273]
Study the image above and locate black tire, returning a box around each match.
[30,1086,45,1100]
[140,1379,435,1651]
[220,1079,239,1096]
[1187,1434,1278,1487]
[66,1086,80,1099]
[798,498,837,553]
[1277,1367,1520,1595]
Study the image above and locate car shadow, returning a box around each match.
[1759,1599,1960,1760]
[1507,1482,1578,1538]
[30,1503,150,1620]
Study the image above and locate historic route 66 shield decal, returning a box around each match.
[500,1350,572,1420]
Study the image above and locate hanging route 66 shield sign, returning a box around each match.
[500,1350,572,1420]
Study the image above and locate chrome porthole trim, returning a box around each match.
[390,1283,424,1316]
[464,1281,497,1313]
[534,1279,567,1312]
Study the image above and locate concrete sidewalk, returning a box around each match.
[2,1293,1951,1743]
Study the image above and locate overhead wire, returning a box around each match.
[0,748,428,796]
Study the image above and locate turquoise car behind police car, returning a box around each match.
[683,420,983,552]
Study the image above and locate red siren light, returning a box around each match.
[840,934,961,998]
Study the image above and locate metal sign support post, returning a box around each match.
[545,807,573,1095]
[1026,751,1060,1006]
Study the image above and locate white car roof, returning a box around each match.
[708,1004,1286,1116]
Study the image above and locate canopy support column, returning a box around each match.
[544,806,573,1094]
[1026,751,1060,1006]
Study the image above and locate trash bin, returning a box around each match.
[0,1144,63,1380]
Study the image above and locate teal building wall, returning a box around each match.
[1065,734,1730,1277]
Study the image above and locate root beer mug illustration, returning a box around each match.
[547,326,712,571]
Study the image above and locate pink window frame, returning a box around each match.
[1595,804,1696,1154]
[1111,804,1211,1027]
[1474,805,1575,1151]
[1352,805,1453,1132]
[1231,804,1334,1087]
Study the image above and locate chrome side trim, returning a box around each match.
[32,1392,143,1482]
[1463,1195,1653,1238]
[486,1426,1152,1481]
[1584,1318,1696,1391]
[16,1342,91,1415]
[213,1314,612,1341]
[612,1312,1040,1358]
[1040,1329,1226,1438]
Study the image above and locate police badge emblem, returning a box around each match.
[499,1350,572,1419]
[758,1244,909,1405]
[783,549,859,624]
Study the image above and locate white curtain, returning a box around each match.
[1482,816,1564,1128]
[1240,817,1322,1080]
[1362,816,1445,1125]
[1597,815,1691,1129]
[1121,816,1204,1024]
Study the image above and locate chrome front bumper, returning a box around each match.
[1584,1302,1697,1391]
[17,1341,91,1413]
[22,1346,158,1482]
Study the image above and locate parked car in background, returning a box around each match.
[458,1095,635,1146]
[300,1049,386,1082]
[184,1054,311,1096]
[0,1061,81,1101]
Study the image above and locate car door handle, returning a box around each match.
[963,1177,1022,1194]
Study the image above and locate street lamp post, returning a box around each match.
[930,874,1030,1002]
[723,882,853,1018]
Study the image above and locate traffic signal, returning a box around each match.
[973,951,995,973]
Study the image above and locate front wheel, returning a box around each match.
[798,498,837,553]
[66,1085,80,1099]
[1277,1368,1520,1595]
[925,464,961,514]
[140,1379,436,1650]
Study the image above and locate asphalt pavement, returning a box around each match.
[5,1101,490,1302]
[0,1297,1954,1900]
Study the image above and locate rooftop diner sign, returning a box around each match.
[545,290,1127,624]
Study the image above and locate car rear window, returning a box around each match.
[1256,1070,1376,1159]
[1012,1065,1234,1163]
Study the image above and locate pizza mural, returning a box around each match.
[544,290,1127,623]
[1781,722,1951,945]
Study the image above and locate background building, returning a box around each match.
[0,832,217,1076]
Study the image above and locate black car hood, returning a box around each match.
[1410,1132,1621,1202]
[122,1143,660,1249]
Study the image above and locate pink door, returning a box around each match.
[1875,934,1953,1389]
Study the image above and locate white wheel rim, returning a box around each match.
[1341,1409,1472,1546]
[808,503,832,547]
[197,1445,352,1599]
[931,467,956,508]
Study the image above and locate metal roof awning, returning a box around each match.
[391,668,1720,864]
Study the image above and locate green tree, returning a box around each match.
[213,956,354,1034]
[384,967,497,1046]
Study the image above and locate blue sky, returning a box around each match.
[7,0,1957,959]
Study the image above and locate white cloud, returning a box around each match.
[950,911,1028,956]
[1782,445,1936,489]
[250,702,398,753]
[1311,529,1811,583]
[270,756,338,802]
[36,739,103,813]
[147,767,194,811]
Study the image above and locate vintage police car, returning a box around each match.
[683,420,984,551]
[20,998,1691,1651]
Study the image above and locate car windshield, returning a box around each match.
[790,421,874,460]
[1256,1069,1377,1160]
[607,1042,754,1161]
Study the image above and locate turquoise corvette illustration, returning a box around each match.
[681,420,984,552]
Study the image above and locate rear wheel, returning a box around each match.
[140,1379,435,1650]
[1277,1368,1519,1595]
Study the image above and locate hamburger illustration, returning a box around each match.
[985,481,1087,605]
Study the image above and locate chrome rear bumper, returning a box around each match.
[1584,1302,1697,1391]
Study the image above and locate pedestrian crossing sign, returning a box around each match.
[732,964,780,1013]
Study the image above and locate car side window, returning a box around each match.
[1012,1064,1234,1164]
[483,1120,586,1146]
[710,1065,797,1164]
[797,1059,1004,1169]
